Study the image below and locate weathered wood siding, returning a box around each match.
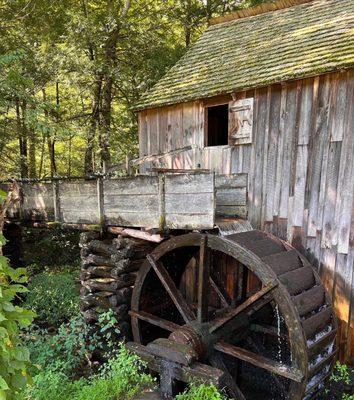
[104,176,160,228]
[8,173,247,230]
[138,70,354,363]
[164,173,215,229]
[59,181,99,224]
[22,183,54,221]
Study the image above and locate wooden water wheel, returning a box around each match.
[128,231,337,400]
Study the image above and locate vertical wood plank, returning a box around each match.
[97,177,105,230]
[307,75,331,236]
[273,84,287,217]
[265,85,281,222]
[334,71,354,254]
[53,181,61,222]
[279,81,299,218]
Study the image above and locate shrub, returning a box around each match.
[23,271,79,326]
[330,362,351,386]
[22,228,80,269]
[176,383,229,400]
[24,315,97,378]
[21,345,154,400]
[0,191,35,399]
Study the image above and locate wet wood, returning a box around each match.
[209,280,277,333]
[214,341,303,382]
[147,338,198,366]
[126,342,225,387]
[129,310,180,332]
[147,254,196,323]
[197,236,210,323]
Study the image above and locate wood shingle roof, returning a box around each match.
[136,0,354,110]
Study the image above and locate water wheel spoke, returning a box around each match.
[209,275,231,308]
[246,336,287,395]
[209,280,278,333]
[214,341,303,382]
[209,352,247,400]
[197,236,211,323]
[147,254,195,323]
[129,310,181,332]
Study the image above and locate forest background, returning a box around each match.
[0,0,268,180]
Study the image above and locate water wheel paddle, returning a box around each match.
[128,231,337,400]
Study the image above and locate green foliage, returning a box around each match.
[23,271,79,326]
[24,310,124,379]
[22,228,80,270]
[21,345,154,400]
[0,195,35,399]
[24,315,91,378]
[176,383,229,400]
[331,362,352,386]
[342,395,354,400]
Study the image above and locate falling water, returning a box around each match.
[275,305,282,363]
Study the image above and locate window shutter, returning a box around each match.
[228,97,254,145]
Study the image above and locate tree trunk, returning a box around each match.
[17,99,28,178]
[85,74,102,175]
[99,76,112,169]
[42,88,56,177]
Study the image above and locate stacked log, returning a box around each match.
[79,231,155,341]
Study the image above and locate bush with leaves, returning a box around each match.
[176,383,229,400]
[21,344,154,400]
[0,190,35,399]
[23,271,79,327]
[24,314,98,378]
[22,228,80,270]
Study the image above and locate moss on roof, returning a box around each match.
[136,0,354,110]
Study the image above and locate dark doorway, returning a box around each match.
[206,104,229,146]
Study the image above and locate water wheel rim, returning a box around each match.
[131,232,331,399]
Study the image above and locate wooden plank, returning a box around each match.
[165,213,214,230]
[279,81,299,219]
[298,78,314,146]
[330,72,348,142]
[61,210,99,224]
[214,341,303,382]
[165,193,214,214]
[347,248,354,362]
[105,212,159,228]
[126,342,225,387]
[104,194,159,212]
[215,188,247,206]
[147,255,196,323]
[248,88,267,228]
[307,75,330,237]
[104,176,158,195]
[209,281,277,333]
[198,236,210,323]
[215,173,247,188]
[129,310,180,332]
[59,181,97,196]
[334,71,354,254]
[321,141,342,248]
[293,145,308,227]
[265,84,281,222]
[164,173,213,194]
[273,84,287,217]
[260,87,271,228]
[215,205,247,219]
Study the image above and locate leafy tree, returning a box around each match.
[0,188,35,399]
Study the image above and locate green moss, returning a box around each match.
[136,0,354,110]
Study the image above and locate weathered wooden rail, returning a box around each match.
[1,172,247,230]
